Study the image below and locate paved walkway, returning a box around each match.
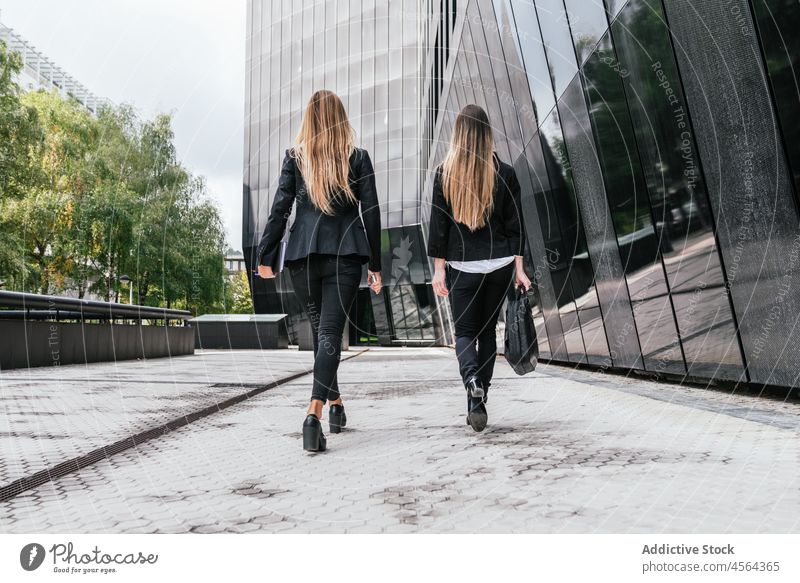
[1,348,799,533]
[0,349,319,484]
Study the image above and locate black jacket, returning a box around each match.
[427,155,524,261]
[256,148,382,272]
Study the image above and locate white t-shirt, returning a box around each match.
[448,256,515,274]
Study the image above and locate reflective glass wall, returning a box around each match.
[422,0,800,389]
[243,0,432,345]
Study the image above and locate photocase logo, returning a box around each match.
[20,543,46,571]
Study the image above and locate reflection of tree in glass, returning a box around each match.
[750,0,800,197]
[574,35,599,62]
[582,35,653,242]
[613,0,716,246]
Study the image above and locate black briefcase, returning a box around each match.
[504,286,538,375]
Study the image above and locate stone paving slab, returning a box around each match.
[1,347,798,533]
[0,349,318,484]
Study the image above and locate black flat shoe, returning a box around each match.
[465,376,488,432]
[302,414,327,452]
[329,403,347,434]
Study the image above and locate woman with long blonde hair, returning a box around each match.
[256,89,382,452]
[427,104,530,432]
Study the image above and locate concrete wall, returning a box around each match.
[0,320,194,370]
[193,320,289,350]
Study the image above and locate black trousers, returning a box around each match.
[446,263,515,389]
[288,254,362,403]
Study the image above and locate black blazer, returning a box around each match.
[256,148,382,272]
[427,154,525,261]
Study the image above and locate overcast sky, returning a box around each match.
[0,0,247,249]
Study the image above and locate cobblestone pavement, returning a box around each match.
[0,350,318,483]
[1,347,799,533]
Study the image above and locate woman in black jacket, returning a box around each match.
[427,104,531,432]
[256,89,382,452]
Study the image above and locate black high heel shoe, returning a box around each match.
[329,403,347,434]
[465,376,488,432]
[302,414,327,452]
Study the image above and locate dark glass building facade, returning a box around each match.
[422,0,800,389]
[242,0,440,346]
[245,0,800,391]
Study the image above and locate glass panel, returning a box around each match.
[663,0,800,386]
[324,0,336,88]
[336,0,349,97]
[493,0,539,145]
[526,132,586,363]
[387,284,437,341]
[269,4,283,191]
[563,0,609,64]
[478,0,525,159]
[460,18,490,114]
[539,109,611,366]
[533,304,551,358]
[612,0,744,380]
[348,0,362,138]
[465,11,508,160]
[374,0,389,225]
[402,2,419,225]
[603,0,627,21]
[243,0,254,242]
[388,0,403,161]
[533,0,579,97]
[290,2,302,137]
[455,56,473,105]
[361,0,376,158]
[313,0,326,90]
[514,145,569,359]
[245,0,260,238]
[279,0,291,158]
[381,226,437,342]
[582,31,684,374]
[751,0,800,205]
[509,0,556,123]
[557,75,642,368]
[258,1,272,175]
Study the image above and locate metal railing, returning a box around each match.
[0,290,192,325]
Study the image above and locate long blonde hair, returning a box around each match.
[441,104,496,231]
[294,90,356,215]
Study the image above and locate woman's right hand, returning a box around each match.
[514,255,531,291]
[368,270,382,294]
[258,265,275,279]
[432,268,448,297]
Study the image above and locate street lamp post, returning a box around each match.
[118,275,133,305]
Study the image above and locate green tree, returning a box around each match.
[124,115,226,312]
[0,41,44,281]
[0,40,43,200]
[1,73,228,309]
[226,270,254,314]
[87,105,141,300]
[4,90,98,293]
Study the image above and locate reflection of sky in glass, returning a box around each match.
[509,0,556,121]
[532,0,578,97]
